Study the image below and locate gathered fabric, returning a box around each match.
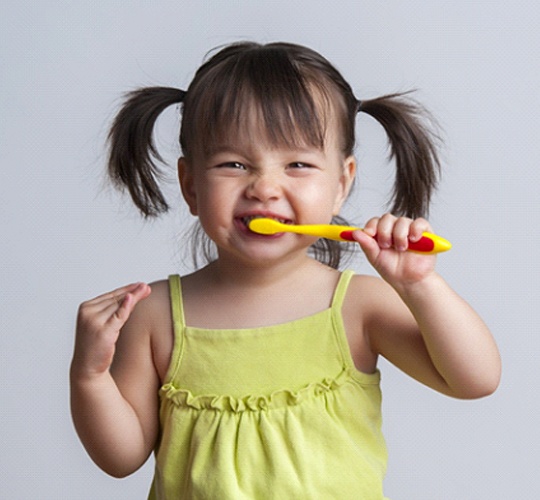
[148,271,388,500]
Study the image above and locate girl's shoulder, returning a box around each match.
[347,271,401,299]
[128,278,172,322]
[346,272,390,301]
[342,273,414,373]
[340,274,384,373]
[132,278,175,382]
[344,273,410,322]
[147,278,172,304]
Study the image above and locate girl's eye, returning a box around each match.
[217,162,246,170]
[288,162,313,169]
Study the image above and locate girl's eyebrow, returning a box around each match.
[205,145,244,158]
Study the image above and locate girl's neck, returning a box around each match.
[203,252,329,290]
[180,253,340,330]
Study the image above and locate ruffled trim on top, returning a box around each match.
[160,368,375,413]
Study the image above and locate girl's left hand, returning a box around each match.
[352,214,437,289]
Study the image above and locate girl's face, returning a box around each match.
[179,122,355,266]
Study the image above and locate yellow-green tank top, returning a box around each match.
[148,271,388,499]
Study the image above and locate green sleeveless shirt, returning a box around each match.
[148,271,388,499]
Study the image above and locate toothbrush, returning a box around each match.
[248,218,452,254]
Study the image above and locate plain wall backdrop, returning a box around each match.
[1,1,538,498]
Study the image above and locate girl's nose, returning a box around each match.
[245,174,282,201]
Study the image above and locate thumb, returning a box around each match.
[351,229,381,263]
[113,283,151,325]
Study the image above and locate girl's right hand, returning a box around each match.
[72,283,152,379]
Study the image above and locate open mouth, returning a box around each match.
[241,215,292,226]
[237,215,294,235]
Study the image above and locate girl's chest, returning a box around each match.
[151,306,378,386]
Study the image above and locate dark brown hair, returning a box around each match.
[107,42,441,269]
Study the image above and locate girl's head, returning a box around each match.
[107,41,440,268]
[179,42,358,164]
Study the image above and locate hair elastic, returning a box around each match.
[177,89,187,101]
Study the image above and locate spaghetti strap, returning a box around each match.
[330,270,359,372]
[168,274,185,327]
[331,270,355,310]
[164,275,186,384]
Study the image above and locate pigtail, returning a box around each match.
[358,92,441,218]
[107,87,186,217]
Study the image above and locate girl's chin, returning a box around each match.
[217,237,309,265]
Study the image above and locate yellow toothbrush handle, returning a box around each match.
[289,224,357,240]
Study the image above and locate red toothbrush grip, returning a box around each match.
[339,231,436,253]
[407,235,435,253]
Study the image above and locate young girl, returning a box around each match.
[70,42,501,499]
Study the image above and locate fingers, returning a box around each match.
[88,283,150,311]
[360,214,432,252]
[74,283,152,377]
[78,283,151,330]
[84,282,147,308]
[109,283,151,323]
[109,284,152,327]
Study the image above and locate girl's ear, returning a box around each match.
[178,158,198,215]
[332,156,356,215]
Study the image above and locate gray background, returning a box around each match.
[1,1,538,498]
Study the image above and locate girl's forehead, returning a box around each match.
[201,101,342,159]
[203,125,340,160]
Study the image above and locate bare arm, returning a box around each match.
[360,274,500,398]
[353,215,501,399]
[70,283,160,477]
